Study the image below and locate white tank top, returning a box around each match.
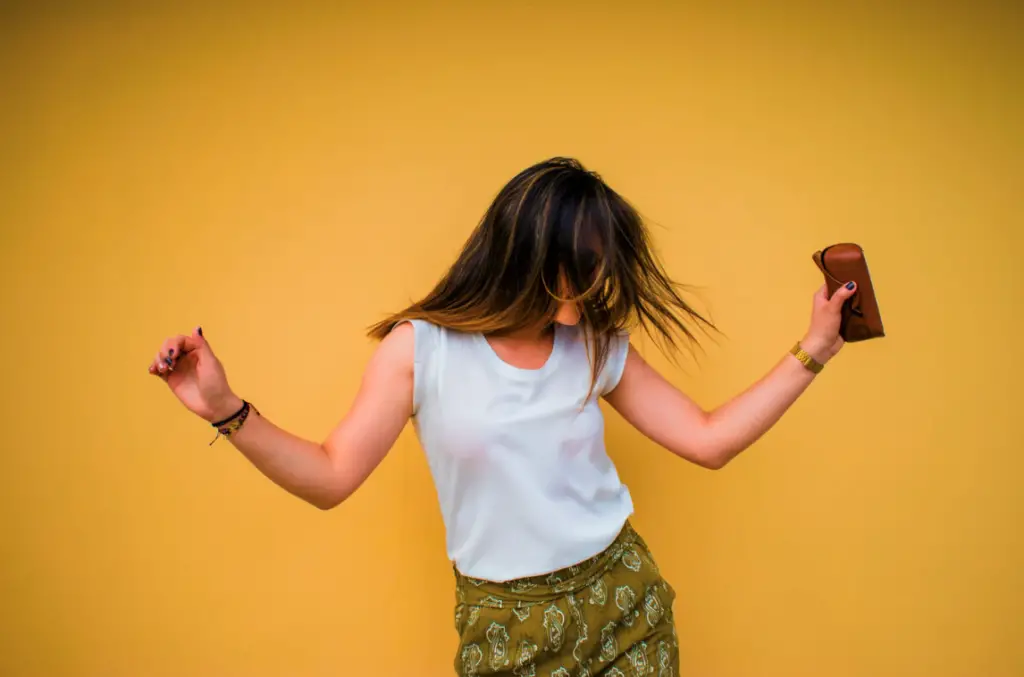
[401,319,634,582]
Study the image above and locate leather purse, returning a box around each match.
[812,243,885,342]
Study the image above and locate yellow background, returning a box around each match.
[2,3,1021,676]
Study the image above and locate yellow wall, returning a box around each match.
[2,3,1021,676]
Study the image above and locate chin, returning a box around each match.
[553,312,582,326]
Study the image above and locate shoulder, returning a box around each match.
[387,319,447,363]
[600,330,631,394]
[574,326,631,392]
[561,324,630,355]
[368,321,417,376]
[558,324,631,394]
[384,319,450,413]
[606,329,630,351]
[380,320,416,352]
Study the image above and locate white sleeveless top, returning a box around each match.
[401,319,634,582]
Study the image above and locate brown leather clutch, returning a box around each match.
[812,243,885,342]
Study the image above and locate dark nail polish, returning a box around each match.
[198,326,204,337]
[165,357,173,365]
[168,348,175,356]
[846,281,855,290]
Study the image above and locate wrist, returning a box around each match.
[799,335,833,364]
[206,393,245,423]
[790,339,826,375]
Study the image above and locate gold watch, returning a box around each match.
[790,342,825,374]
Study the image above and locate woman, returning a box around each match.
[148,157,856,676]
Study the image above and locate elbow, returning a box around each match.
[309,488,348,511]
[312,497,341,511]
[309,487,346,510]
[308,465,353,510]
[686,440,735,470]
[700,452,731,471]
[700,454,724,469]
[687,421,738,470]
[670,442,731,470]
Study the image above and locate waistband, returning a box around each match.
[454,521,640,606]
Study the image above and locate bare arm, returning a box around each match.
[605,345,816,469]
[150,324,415,509]
[604,282,857,469]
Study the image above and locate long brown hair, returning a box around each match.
[368,157,715,392]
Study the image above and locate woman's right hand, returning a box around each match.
[148,327,242,423]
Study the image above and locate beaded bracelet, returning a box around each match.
[209,400,259,445]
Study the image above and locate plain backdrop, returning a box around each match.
[1,2,1021,676]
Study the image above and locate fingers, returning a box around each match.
[831,280,857,307]
[181,326,208,354]
[149,343,178,377]
[147,326,207,377]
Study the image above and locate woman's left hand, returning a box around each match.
[801,282,858,364]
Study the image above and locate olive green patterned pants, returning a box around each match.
[453,522,679,676]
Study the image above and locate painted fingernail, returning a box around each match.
[168,348,175,356]
[164,357,173,366]
[197,326,203,337]
[846,281,855,290]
